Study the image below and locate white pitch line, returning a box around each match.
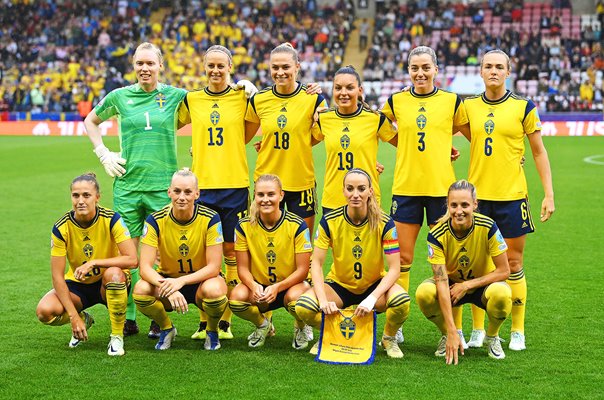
[583,155,604,165]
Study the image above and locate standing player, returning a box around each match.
[36,173,137,356]
[416,180,512,362]
[312,65,397,214]
[179,45,258,341]
[229,174,312,349]
[296,169,410,358]
[381,46,470,309]
[133,169,228,351]
[84,42,187,336]
[461,49,555,351]
[245,42,327,236]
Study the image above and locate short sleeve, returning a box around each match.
[311,116,324,141]
[245,95,260,123]
[377,112,397,142]
[206,214,225,246]
[178,97,191,126]
[427,232,445,265]
[140,215,159,248]
[50,225,67,257]
[523,100,542,135]
[381,95,395,122]
[453,95,469,126]
[294,221,313,254]
[488,224,508,257]
[381,222,399,255]
[110,214,131,244]
[94,90,118,121]
[234,221,248,252]
[314,217,331,250]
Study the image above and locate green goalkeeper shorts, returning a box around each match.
[113,189,170,238]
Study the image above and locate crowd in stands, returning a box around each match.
[0,0,602,115]
[0,0,354,115]
[367,0,604,111]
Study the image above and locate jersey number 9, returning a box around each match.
[354,262,362,279]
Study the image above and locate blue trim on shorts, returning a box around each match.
[390,195,446,226]
[478,198,534,238]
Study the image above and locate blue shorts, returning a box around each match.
[256,283,288,312]
[454,285,487,308]
[160,273,225,306]
[325,279,382,309]
[478,198,534,238]
[179,282,202,305]
[390,195,447,226]
[197,188,249,242]
[281,187,317,219]
[66,280,105,310]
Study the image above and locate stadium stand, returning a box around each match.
[0,0,601,117]
[363,0,603,111]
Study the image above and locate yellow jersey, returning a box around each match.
[179,86,249,189]
[427,212,508,286]
[382,88,468,196]
[141,204,224,278]
[465,91,542,200]
[245,83,327,191]
[315,207,399,294]
[234,211,312,286]
[51,207,132,284]
[312,106,396,209]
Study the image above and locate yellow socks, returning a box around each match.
[202,296,228,332]
[295,293,322,329]
[105,281,127,336]
[507,269,527,333]
[384,291,410,337]
[229,300,265,327]
[133,294,172,330]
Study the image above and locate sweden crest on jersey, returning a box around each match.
[156,93,166,108]
[485,119,495,135]
[416,114,427,130]
[210,110,220,125]
[459,254,470,268]
[179,243,189,257]
[340,134,350,150]
[352,245,363,260]
[266,249,276,264]
[277,115,287,129]
[83,244,93,258]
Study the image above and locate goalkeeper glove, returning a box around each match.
[235,80,258,98]
[93,144,126,178]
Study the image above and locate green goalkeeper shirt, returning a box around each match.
[94,83,187,192]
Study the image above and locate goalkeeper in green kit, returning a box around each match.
[84,42,187,337]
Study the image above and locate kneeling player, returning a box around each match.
[133,169,227,351]
[229,174,312,349]
[296,168,410,358]
[36,173,137,356]
[416,180,512,364]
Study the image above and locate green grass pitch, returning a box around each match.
[0,134,603,399]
